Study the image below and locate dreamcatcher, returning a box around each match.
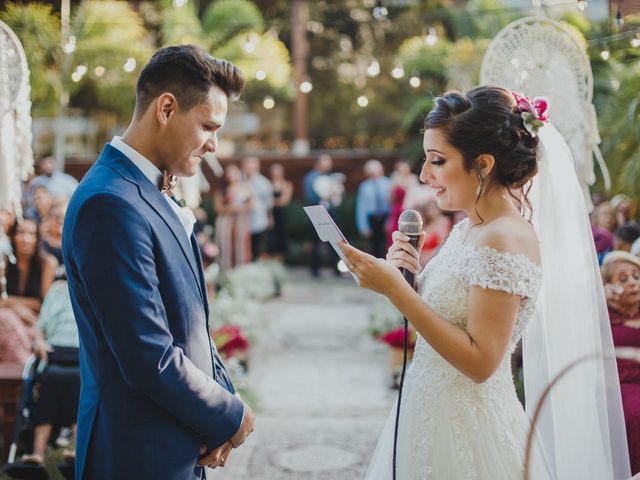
[0,20,33,298]
[480,16,607,210]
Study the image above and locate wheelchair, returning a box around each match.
[3,355,75,480]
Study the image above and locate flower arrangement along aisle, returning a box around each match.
[211,324,250,370]
[369,298,417,388]
[208,259,288,377]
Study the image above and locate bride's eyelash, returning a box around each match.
[431,157,445,166]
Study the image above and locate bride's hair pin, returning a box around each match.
[511,91,550,138]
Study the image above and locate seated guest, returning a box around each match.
[614,222,640,253]
[602,251,640,474]
[0,218,57,365]
[22,277,80,465]
[40,201,68,264]
[24,156,78,210]
[25,185,53,224]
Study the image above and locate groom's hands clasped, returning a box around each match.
[230,400,255,447]
[197,400,255,469]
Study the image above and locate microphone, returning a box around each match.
[397,209,423,288]
[392,209,423,480]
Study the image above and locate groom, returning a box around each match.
[62,45,254,480]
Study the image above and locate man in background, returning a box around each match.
[242,156,273,260]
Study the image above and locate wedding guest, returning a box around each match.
[602,251,640,474]
[214,164,252,271]
[633,238,640,258]
[25,185,53,224]
[0,218,57,365]
[386,161,418,248]
[389,160,418,191]
[356,160,391,258]
[267,163,293,260]
[303,154,340,277]
[25,156,78,210]
[593,224,614,264]
[615,222,640,253]
[611,194,635,229]
[241,156,273,260]
[419,197,453,265]
[21,277,80,466]
[40,201,68,265]
[593,201,618,233]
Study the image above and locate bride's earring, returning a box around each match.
[475,172,484,197]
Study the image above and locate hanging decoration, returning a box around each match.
[480,16,607,210]
[0,19,33,216]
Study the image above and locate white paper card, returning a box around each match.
[303,205,359,284]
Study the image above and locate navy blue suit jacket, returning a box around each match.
[62,144,244,480]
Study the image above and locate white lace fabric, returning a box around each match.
[365,218,551,480]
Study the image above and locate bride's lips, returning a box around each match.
[432,186,447,196]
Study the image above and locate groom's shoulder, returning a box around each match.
[73,148,136,202]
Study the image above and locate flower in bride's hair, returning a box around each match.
[511,91,550,137]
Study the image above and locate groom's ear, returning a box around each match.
[156,93,177,126]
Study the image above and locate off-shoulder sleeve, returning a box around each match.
[465,247,542,298]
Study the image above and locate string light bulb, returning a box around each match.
[409,76,421,88]
[255,70,266,81]
[577,0,588,11]
[366,59,380,77]
[123,57,137,72]
[300,80,313,93]
[600,46,610,60]
[372,0,388,21]
[631,33,640,48]
[391,66,405,79]
[357,96,369,107]
[263,96,275,109]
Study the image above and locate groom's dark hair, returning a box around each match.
[134,44,244,116]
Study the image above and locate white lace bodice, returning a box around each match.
[417,217,542,346]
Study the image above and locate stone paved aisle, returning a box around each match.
[212,269,396,480]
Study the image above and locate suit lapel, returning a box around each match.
[190,232,209,319]
[98,145,202,295]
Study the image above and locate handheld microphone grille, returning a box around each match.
[398,209,423,235]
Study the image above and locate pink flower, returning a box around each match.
[378,327,417,350]
[511,91,550,137]
[533,97,549,122]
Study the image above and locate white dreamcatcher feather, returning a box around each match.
[0,20,34,218]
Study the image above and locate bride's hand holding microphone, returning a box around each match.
[339,230,426,296]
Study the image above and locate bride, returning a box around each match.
[340,86,631,479]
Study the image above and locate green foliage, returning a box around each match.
[213,31,292,91]
[445,37,490,90]
[1,2,61,115]
[398,34,451,84]
[69,1,153,116]
[162,2,204,46]
[202,0,264,48]
[598,61,640,197]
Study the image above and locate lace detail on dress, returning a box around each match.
[416,218,542,346]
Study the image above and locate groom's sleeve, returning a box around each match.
[72,193,244,449]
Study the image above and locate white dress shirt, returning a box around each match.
[110,137,196,239]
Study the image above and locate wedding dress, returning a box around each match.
[365,217,552,480]
[365,125,630,479]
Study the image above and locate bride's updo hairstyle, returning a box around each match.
[424,86,539,209]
